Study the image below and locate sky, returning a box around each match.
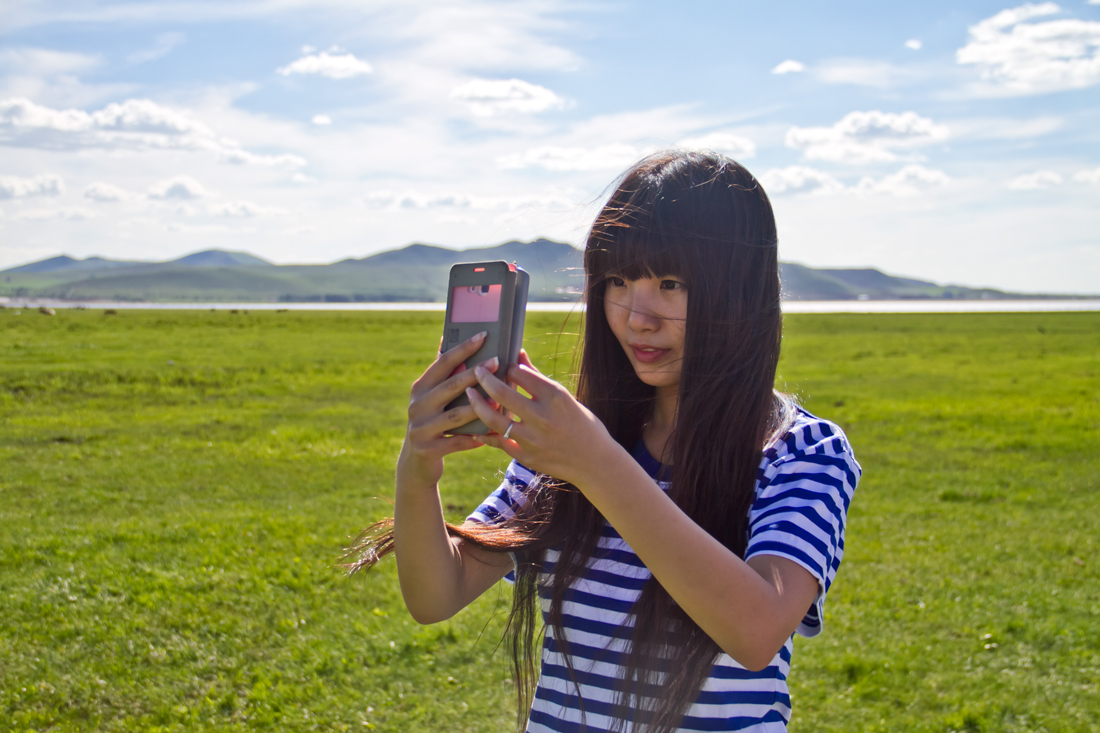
[0,0,1098,293]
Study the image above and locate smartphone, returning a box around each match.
[441,261,530,435]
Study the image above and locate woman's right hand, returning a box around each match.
[393,331,513,625]
[398,330,498,489]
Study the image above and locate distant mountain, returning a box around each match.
[342,243,466,268]
[1,249,270,275]
[0,242,581,303]
[778,263,1026,301]
[336,238,583,301]
[2,255,145,274]
[346,238,580,275]
[170,250,271,267]
[1,241,1087,303]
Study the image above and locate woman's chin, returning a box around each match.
[632,367,681,390]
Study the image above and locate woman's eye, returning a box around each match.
[607,276,626,287]
[660,279,684,291]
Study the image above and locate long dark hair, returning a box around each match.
[347,150,795,732]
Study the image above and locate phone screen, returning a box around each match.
[451,284,503,323]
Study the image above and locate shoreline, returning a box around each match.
[4,298,1100,314]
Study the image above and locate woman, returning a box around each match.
[349,150,861,732]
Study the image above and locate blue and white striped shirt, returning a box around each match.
[467,408,860,732]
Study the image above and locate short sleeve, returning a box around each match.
[465,460,538,526]
[744,414,861,638]
[465,461,539,581]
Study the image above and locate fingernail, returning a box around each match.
[473,331,487,342]
[466,387,477,399]
[487,356,499,370]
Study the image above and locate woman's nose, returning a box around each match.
[625,292,662,330]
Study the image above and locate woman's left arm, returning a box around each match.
[467,361,822,672]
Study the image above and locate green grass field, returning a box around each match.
[1,308,1097,732]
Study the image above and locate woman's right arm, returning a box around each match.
[393,331,513,624]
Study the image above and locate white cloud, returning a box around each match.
[948,115,1063,140]
[218,149,307,168]
[450,78,567,116]
[1007,170,1064,189]
[83,182,129,202]
[364,190,572,211]
[166,222,256,235]
[761,164,950,197]
[148,176,211,200]
[0,173,64,199]
[1,2,580,73]
[771,60,805,74]
[814,59,915,88]
[497,143,647,171]
[786,110,949,164]
[365,191,474,209]
[557,105,709,145]
[760,166,844,196]
[209,200,282,217]
[1073,166,1100,183]
[957,3,1100,95]
[854,164,951,196]
[906,39,923,51]
[0,47,100,75]
[0,97,306,168]
[127,32,186,64]
[1,96,207,140]
[393,3,579,72]
[311,114,332,125]
[678,131,756,159]
[15,206,94,221]
[0,46,137,110]
[277,52,373,79]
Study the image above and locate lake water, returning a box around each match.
[4,299,1099,314]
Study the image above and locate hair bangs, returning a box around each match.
[586,205,691,287]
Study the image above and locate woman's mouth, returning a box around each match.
[631,344,670,364]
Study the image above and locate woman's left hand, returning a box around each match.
[465,351,620,485]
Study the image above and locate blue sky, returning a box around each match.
[1,0,1098,293]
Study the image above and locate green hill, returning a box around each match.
[0,242,1080,303]
[0,241,582,303]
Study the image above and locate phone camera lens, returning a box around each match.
[481,285,490,294]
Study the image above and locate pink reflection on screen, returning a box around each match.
[451,284,502,322]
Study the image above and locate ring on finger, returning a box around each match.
[502,420,516,440]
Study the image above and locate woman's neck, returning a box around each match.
[643,384,679,465]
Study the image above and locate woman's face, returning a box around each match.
[603,274,688,390]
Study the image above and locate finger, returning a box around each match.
[414,331,487,396]
[413,403,480,437]
[517,350,540,372]
[465,385,515,435]
[505,363,558,401]
[474,364,533,419]
[436,434,484,456]
[417,356,499,414]
[472,432,525,461]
